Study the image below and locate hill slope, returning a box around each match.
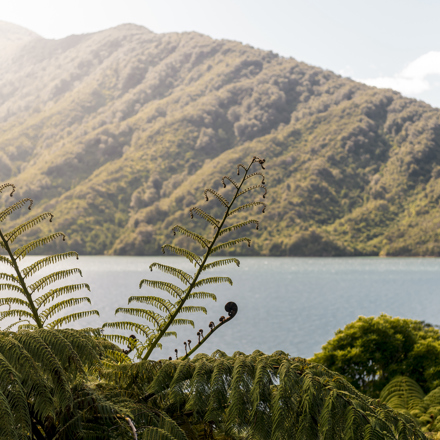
[1,22,440,256]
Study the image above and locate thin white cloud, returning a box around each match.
[359,51,440,96]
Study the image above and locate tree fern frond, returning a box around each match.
[105,349,132,365]
[189,207,220,228]
[35,283,91,309]
[0,309,33,321]
[40,297,92,323]
[0,283,24,294]
[237,184,267,199]
[22,252,79,278]
[16,323,36,331]
[179,305,207,314]
[13,232,66,260]
[139,280,184,299]
[12,331,73,409]
[0,198,33,222]
[170,319,195,327]
[204,188,229,207]
[0,183,15,197]
[128,296,176,315]
[3,320,28,331]
[210,238,251,254]
[0,333,53,419]
[29,268,83,293]
[380,376,425,412]
[46,310,99,329]
[219,220,259,236]
[0,273,19,284]
[202,258,240,271]
[102,332,145,347]
[221,175,239,189]
[4,212,54,244]
[162,244,202,265]
[185,291,217,301]
[102,321,153,338]
[170,225,211,249]
[0,297,30,309]
[115,308,164,328]
[228,202,266,216]
[149,263,193,285]
[0,256,14,268]
[245,171,265,184]
[193,276,233,288]
[0,352,31,436]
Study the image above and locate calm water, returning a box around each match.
[4,256,440,360]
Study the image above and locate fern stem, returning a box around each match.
[181,314,234,360]
[0,229,43,328]
[142,159,254,360]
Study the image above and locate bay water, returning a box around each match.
[4,256,440,360]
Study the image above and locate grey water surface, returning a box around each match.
[6,256,440,360]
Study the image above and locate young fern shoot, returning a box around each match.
[0,183,99,330]
[104,156,266,360]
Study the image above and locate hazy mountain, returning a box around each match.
[1,21,440,256]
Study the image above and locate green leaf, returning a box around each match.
[245,171,265,184]
[0,309,33,321]
[179,305,207,314]
[139,280,184,299]
[219,220,259,236]
[29,268,83,293]
[194,276,233,288]
[0,283,24,294]
[4,212,54,244]
[46,310,100,328]
[189,206,220,228]
[149,263,193,285]
[170,225,210,249]
[170,319,194,327]
[115,307,164,328]
[202,258,240,271]
[103,321,153,338]
[210,237,251,254]
[13,232,66,260]
[0,183,15,197]
[0,297,30,309]
[221,175,239,189]
[128,296,176,314]
[22,252,79,279]
[204,188,229,207]
[228,201,266,217]
[0,273,19,284]
[380,376,425,412]
[40,297,92,323]
[0,198,33,223]
[237,184,267,199]
[181,291,217,301]
[0,256,14,268]
[162,243,202,264]
[35,283,91,309]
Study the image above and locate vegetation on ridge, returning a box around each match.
[1,23,440,256]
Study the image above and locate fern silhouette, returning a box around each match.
[104,156,267,360]
[0,183,99,330]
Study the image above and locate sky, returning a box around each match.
[3,0,440,107]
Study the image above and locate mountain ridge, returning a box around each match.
[1,23,440,256]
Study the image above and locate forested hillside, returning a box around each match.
[2,22,440,256]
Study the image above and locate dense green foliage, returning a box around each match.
[312,315,440,397]
[2,22,440,256]
[0,158,430,438]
